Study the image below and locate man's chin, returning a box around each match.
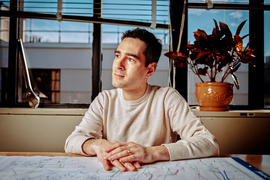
[112,81,123,89]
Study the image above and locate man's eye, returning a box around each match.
[115,54,120,58]
[128,58,135,62]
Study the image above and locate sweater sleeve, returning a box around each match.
[64,93,104,155]
[162,89,219,161]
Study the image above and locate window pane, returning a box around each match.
[0,12,9,104]
[265,0,270,5]
[24,19,59,42]
[102,0,169,25]
[16,19,93,106]
[187,9,249,105]
[265,11,270,107]
[23,0,94,17]
[188,0,249,4]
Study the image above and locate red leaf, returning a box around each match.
[194,29,208,41]
[236,20,247,36]
[164,52,187,60]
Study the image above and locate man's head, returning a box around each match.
[121,28,162,67]
[112,28,162,100]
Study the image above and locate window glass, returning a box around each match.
[25,19,59,42]
[188,0,249,4]
[265,0,270,5]
[18,19,92,105]
[23,0,94,16]
[265,11,270,107]
[102,0,169,25]
[24,19,92,43]
[60,22,92,43]
[0,12,9,104]
[187,9,249,105]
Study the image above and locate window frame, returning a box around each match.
[0,0,269,109]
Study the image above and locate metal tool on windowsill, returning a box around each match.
[18,39,41,108]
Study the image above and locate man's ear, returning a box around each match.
[146,62,157,78]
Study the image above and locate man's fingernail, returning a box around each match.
[121,167,126,171]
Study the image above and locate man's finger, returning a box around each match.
[105,148,131,161]
[101,159,113,171]
[111,160,127,172]
[134,161,141,169]
[123,162,136,171]
[119,155,137,163]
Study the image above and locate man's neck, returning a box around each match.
[122,84,148,101]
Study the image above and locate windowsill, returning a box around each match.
[193,109,270,118]
[0,108,269,117]
[0,108,87,116]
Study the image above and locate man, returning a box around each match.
[65,28,219,172]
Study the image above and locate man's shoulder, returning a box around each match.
[150,85,179,95]
[149,85,184,102]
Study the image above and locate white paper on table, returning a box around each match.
[0,156,264,180]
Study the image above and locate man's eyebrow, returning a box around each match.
[114,50,139,60]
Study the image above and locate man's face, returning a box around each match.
[112,37,151,91]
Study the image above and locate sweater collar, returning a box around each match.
[119,84,151,105]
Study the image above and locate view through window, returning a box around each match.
[0,0,269,108]
[187,9,250,105]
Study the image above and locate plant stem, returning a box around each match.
[221,65,230,82]
[191,65,204,82]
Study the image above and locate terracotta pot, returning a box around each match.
[195,82,233,111]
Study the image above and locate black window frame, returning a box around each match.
[0,0,269,109]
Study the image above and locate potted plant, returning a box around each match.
[165,19,256,111]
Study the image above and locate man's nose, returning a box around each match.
[115,58,125,70]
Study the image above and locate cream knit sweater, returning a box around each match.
[65,84,219,160]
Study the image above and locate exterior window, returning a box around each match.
[187,9,249,105]
[0,1,268,108]
[188,0,249,4]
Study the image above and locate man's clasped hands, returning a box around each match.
[83,139,168,172]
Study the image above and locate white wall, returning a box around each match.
[0,108,269,154]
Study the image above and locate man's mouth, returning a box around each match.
[114,72,125,78]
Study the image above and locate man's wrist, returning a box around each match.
[150,145,170,162]
[82,138,98,156]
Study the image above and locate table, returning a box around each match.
[0,152,269,175]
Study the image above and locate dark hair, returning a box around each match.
[121,28,162,67]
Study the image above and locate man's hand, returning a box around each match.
[82,139,139,171]
[104,141,170,165]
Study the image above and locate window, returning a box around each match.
[187,9,250,105]
[0,0,169,107]
[188,0,249,4]
[0,0,269,109]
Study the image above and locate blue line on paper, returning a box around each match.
[111,170,120,177]
[224,170,229,180]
